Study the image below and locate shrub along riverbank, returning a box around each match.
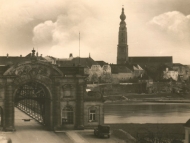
[107,123,185,141]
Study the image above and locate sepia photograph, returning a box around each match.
[0,0,190,143]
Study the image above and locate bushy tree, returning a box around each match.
[101,73,112,83]
[91,73,99,84]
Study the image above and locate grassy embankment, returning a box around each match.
[104,92,190,103]
[87,83,190,102]
[107,123,185,140]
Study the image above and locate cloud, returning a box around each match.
[1,0,190,64]
[32,1,94,47]
[32,1,118,58]
[148,11,190,42]
[0,0,120,61]
[0,0,70,54]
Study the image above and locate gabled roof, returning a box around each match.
[128,56,173,65]
[0,54,48,65]
[133,66,139,70]
[0,57,30,65]
[184,119,190,127]
[173,63,184,66]
[57,57,99,68]
[125,63,144,71]
[110,64,132,74]
[96,61,108,67]
[137,65,143,70]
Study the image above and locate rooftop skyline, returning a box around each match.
[0,0,190,64]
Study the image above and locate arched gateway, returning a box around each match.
[0,50,104,131]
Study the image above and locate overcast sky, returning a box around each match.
[0,0,190,64]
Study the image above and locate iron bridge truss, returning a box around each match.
[15,82,47,124]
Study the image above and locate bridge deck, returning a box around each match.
[0,108,124,143]
[0,108,72,143]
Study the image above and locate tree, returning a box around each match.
[101,73,112,83]
[136,126,183,143]
[91,73,99,84]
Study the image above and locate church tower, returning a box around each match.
[117,7,128,64]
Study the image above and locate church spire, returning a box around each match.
[117,7,128,65]
[119,7,126,31]
[120,8,126,21]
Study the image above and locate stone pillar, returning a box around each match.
[49,100,53,130]
[3,84,15,131]
[185,127,190,143]
[53,84,61,131]
[75,84,84,130]
[100,104,104,125]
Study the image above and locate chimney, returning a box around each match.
[7,53,9,58]
[41,54,42,57]
[20,55,22,57]
[32,48,35,57]
[69,53,73,58]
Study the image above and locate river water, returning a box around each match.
[104,102,190,123]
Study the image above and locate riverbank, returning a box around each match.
[106,123,185,140]
[105,99,190,104]
[104,92,190,103]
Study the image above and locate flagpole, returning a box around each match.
[79,32,80,65]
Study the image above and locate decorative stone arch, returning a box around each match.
[3,60,63,77]
[13,79,53,101]
[0,57,89,131]
[1,61,64,131]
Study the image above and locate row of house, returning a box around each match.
[44,54,144,83]
[43,54,190,84]
[163,64,190,82]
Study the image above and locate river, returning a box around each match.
[104,102,190,123]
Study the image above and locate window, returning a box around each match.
[62,106,73,124]
[88,106,98,122]
[89,109,96,122]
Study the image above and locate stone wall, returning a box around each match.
[89,83,146,95]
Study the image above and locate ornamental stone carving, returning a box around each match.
[4,62,62,77]
[11,65,50,77]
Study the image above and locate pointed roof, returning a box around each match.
[184,119,190,127]
[133,66,139,70]
[137,65,143,70]
[96,61,108,67]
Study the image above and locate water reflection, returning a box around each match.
[104,102,190,123]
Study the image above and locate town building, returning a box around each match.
[111,64,133,83]
[163,68,178,81]
[173,63,190,82]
